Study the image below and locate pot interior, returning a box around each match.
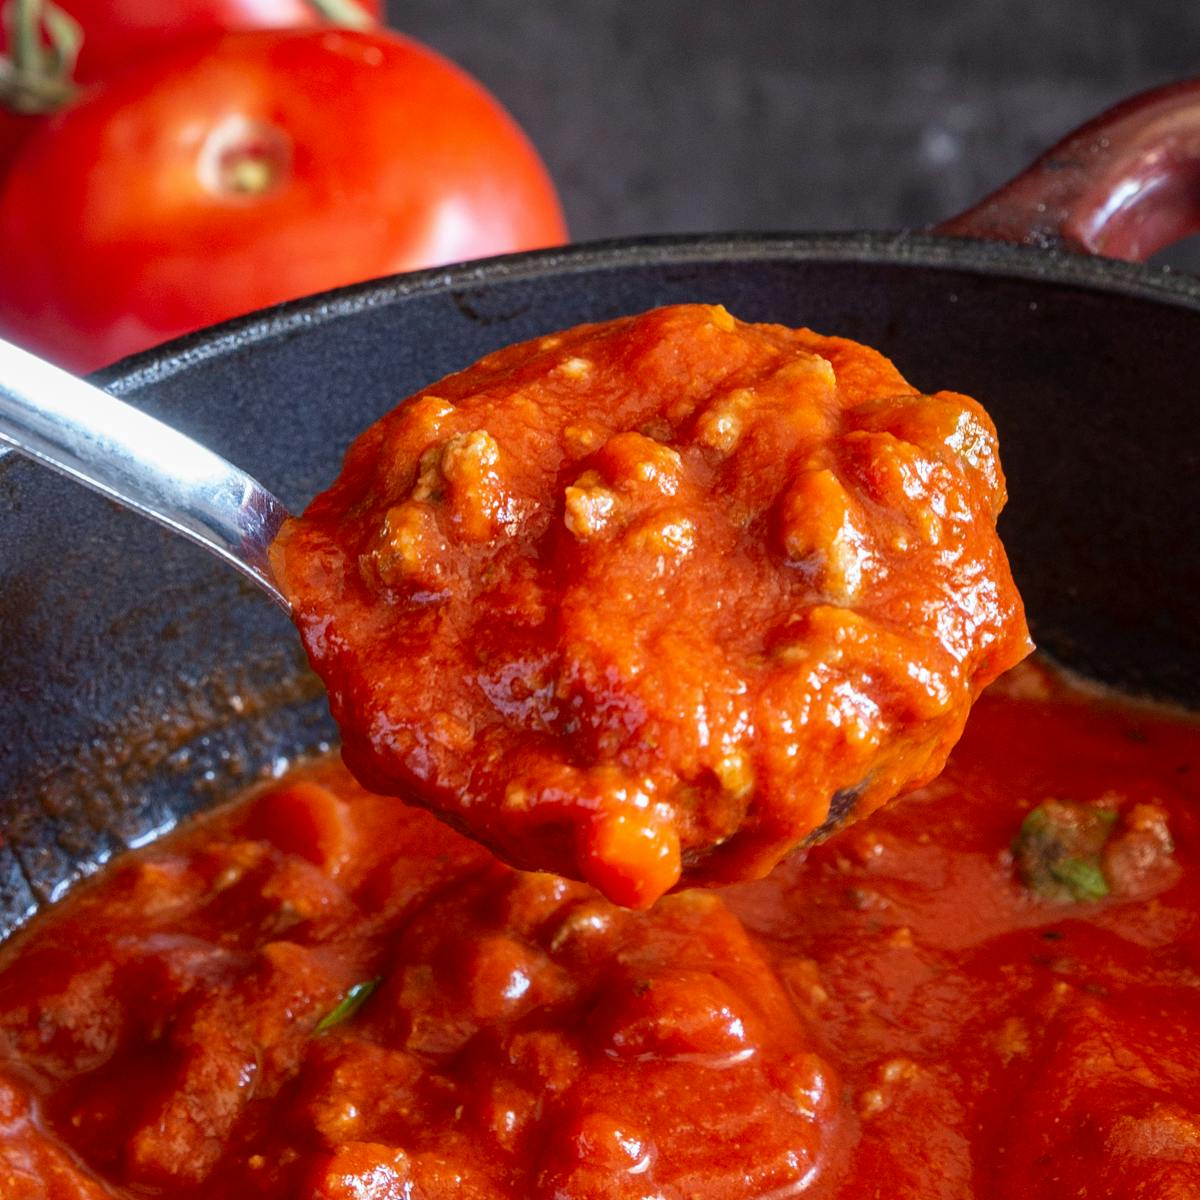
[2,235,1198,938]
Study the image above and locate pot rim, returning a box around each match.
[92,231,1200,395]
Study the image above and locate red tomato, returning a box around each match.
[0,28,568,372]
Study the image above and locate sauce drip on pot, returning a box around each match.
[1,661,1198,1197]
[270,304,1030,906]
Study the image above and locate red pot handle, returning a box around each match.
[935,78,1200,263]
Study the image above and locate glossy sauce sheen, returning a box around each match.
[2,662,1198,1198]
[271,305,1030,907]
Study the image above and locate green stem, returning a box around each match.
[304,0,374,30]
[11,0,38,72]
[0,0,81,115]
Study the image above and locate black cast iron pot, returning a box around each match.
[2,80,1199,939]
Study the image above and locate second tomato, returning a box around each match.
[0,0,382,174]
[0,0,383,83]
[0,27,567,371]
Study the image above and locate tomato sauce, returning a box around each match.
[1,660,1197,1199]
[270,305,1030,907]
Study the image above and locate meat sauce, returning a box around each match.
[270,305,1030,907]
[2,660,1198,1199]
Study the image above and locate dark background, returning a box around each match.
[385,0,1200,269]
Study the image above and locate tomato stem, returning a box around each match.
[304,0,375,29]
[0,0,81,114]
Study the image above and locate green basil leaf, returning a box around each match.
[1049,857,1110,902]
[313,978,381,1035]
[1014,800,1117,903]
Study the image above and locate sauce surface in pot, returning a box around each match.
[270,304,1030,907]
[1,660,1197,1198]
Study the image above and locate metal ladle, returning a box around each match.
[0,336,292,610]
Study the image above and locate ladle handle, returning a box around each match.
[0,336,291,609]
[935,78,1200,262]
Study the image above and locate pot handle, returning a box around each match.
[935,78,1200,262]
